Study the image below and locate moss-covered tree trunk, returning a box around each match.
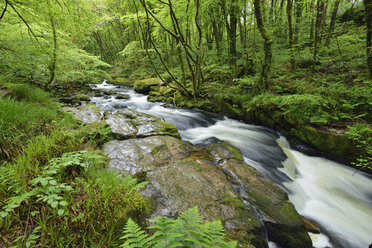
[254,0,272,89]
[365,0,372,77]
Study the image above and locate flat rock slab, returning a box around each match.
[104,109,180,139]
[64,104,101,123]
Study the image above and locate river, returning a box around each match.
[90,81,372,248]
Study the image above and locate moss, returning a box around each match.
[103,90,117,95]
[155,121,180,139]
[113,77,133,86]
[151,144,167,155]
[133,78,163,94]
[221,193,246,209]
[221,194,266,248]
[291,125,360,162]
[75,94,90,101]
[131,120,141,127]
[115,94,130,100]
[225,145,244,161]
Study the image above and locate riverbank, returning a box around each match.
[113,77,370,169]
[0,82,314,248]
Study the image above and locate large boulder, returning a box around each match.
[207,143,312,248]
[133,78,164,94]
[104,109,180,139]
[104,136,312,248]
[64,103,101,123]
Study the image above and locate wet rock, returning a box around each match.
[104,90,117,95]
[104,109,180,139]
[94,93,104,97]
[75,94,91,101]
[115,94,130,100]
[64,103,101,123]
[207,144,312,248]
[301,216,322,234]
[134,78,164,94]
[104,136,311,248]
[104,136,263,247]
[112,77,133,86]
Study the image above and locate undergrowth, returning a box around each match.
[0,86,149,247]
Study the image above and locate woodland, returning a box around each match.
[0,0,371,247]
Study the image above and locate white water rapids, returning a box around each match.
[91,81,372,248]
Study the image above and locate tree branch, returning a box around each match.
[0,0,8,21]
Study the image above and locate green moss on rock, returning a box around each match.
[134,78,164,94]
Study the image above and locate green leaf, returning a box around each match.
[51,201,58,208]
[58,209,65,216]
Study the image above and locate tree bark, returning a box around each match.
[254,0,273,89]
[287,0,295,69]
[228,0,238,68]
[365,0,372,77]
[313,0,325,62]
[44,14,57,89]
[294,0,303,44]
[325,0,340,47]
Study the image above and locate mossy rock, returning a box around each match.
[133,78,164,94]
[113,77,133,86]
[290,125,361,162]
[116,94,130,100]
[94,93,104,97]
[147,95,166,103]
[104,90,117,95]
[75,94,91,101]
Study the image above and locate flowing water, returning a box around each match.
[90,81,372,248]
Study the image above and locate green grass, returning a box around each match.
[0,85,149,247]
[0,97,59,160]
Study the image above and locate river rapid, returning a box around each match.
[90,81,372,248]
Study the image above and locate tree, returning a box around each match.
[254,0,273,89]
[365,0,372,77]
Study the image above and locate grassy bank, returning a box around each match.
[0,83,150,247]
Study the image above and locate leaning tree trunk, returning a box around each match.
[364,0,372,77]
[254,0,273,90]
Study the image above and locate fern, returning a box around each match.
[120,218,150,248]
[120,207,237,248]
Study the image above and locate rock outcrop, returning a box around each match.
[68,102,312,248]
[104,136,312,248]
[64,103,101,123]
[104,109,180,139]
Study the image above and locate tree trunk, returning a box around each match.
[313,0,325,62]
[254,0,273,89]
[325,0,340,47]
[365,0,372,77]
[309,0,315,43]
[44,14,57,89]
[287,0,295,69]
[228,0,238,68]
[294,0,303,44]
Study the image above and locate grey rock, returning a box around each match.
[104,109,179,139]
[64,103,101,123]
